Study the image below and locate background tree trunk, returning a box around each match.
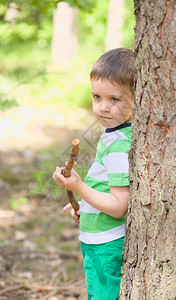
[105,0,125,50]
[52,2,78,68]
[119,1,176,299]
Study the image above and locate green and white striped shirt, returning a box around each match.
[79,123,132,244]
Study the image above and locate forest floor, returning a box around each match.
[0,107,102,300]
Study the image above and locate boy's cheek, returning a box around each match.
[92,102,98,115]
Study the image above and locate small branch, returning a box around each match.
[63,139,80,177]
[0,279,85,296]
[62,139,80,214]
[0,284,75,296]
[66,190,80,213]
[0,248,80,260]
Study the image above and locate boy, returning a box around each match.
[53,48,135,299]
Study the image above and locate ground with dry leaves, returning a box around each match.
[0,127,93,300]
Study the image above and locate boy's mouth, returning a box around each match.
[99,116,112,120]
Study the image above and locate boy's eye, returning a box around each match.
[110,97,120,102]
[93,95,101,100]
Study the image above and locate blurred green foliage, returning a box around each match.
[0,170,20,184]
[0,0,135,111]
[0,0,135,211]
[79,0,109,47]
[0,0,95,12]
[123,0,135,49]
[8,197,29,210]
[0,98,19,111]
[29,170,62,203]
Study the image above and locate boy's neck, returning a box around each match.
[105,122,132,133]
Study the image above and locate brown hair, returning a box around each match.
[90,48,136,95]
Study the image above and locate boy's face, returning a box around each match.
[91,79,134,128]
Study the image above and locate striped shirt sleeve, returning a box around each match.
[102,139,131,186]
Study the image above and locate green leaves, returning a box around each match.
[32,0,95,12]
[0,98,19,111]
[2,0,95,13]
[66,0,95,12]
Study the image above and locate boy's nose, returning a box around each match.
[99,100,110,112]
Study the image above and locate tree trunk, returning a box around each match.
[52,2,78,68]
[119,1,176,299]
[105,0,125,50]
[5,3,19,24]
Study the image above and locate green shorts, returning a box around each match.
[81,237,124,300]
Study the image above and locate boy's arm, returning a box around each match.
[77,183,128,218]
[53,167,128,218]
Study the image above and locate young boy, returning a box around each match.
[53,48,135,300]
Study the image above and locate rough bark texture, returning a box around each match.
[119,1,176,299]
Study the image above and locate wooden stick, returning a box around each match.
[0,284,75,295]
[0,279,85,295]
[63,139,80,178]
[62,139,80,213]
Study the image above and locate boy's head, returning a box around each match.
[90,48,135,128]
[90,48,135,96]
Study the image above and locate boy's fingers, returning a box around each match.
[52,166,60,179]
[73,216,79,224]
[72,212,79,224]
[63,203,80,224]
[56,166,63,177]
[53,166,67,187]
[63,203,72,212]
[54,166,60,173]
[60,167,65,174]
[71,209,80,224]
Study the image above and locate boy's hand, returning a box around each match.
[63,203,80,224]
[52,166,82,193]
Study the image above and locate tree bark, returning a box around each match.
[119,1,176,299]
